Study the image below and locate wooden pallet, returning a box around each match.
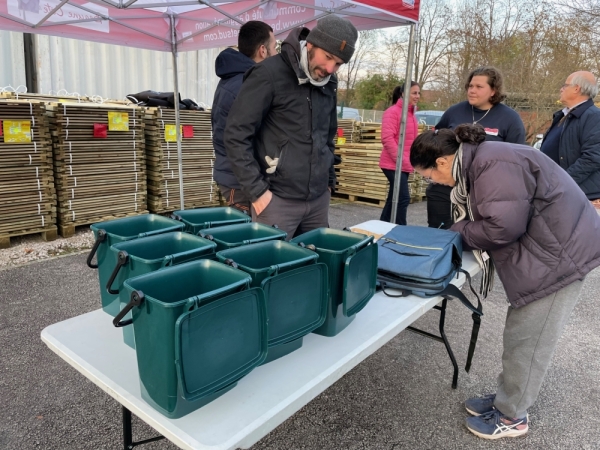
[332,192,386,207]
[0,225,58,249]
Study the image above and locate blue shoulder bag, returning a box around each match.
[376,225,483,372]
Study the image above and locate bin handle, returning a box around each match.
[199,232,214,241]
[297,242,317,252]
[86,229,107,269]
[106,251,129,295]
[267,255,316,276]
[113,289,144,327]
[171,213,182,221]
[224,258,239,269]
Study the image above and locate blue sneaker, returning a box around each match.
[465,393,496,416]
[466,409,528,439]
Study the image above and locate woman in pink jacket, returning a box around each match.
[378,82,420,225]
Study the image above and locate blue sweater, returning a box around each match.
[436,101,526,144]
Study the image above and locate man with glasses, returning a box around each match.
[211,21,278,213]
[541,71,600,204]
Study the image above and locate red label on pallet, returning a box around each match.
[183,125,194,138]
[93,123,108,138]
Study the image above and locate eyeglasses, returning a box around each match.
[561,83,575,89]
[424,166,435,183]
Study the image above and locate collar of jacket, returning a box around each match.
[394,98,415,113]
[281,27,338,87]
[553,98,594,121]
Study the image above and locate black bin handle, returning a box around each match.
[86,229,107,269]
[106,251,129,295]
[113,290,144,327]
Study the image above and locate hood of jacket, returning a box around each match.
[215,48,255,80]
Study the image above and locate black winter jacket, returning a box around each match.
[211,48,255,189]
[224,27,338,202]
[544,99,600,200]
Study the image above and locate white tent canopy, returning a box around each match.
[0,0,420,215]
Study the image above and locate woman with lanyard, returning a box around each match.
[427,67,526,229]
[410,123,600,439]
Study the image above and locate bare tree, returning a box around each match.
[337,30,380,105]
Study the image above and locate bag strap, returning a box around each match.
[379,281,410,298]
[439,268,483,373]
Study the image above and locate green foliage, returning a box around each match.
[354,73,403,110]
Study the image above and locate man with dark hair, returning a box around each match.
[211,21,277,212]
[541,71,600,203]
[224,17,358,238]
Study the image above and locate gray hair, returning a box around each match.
[572,73,599,98]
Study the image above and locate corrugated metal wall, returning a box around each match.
[0,31,26,90]
[0,31,222,106]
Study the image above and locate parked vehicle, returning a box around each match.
[414,110,444,127]
[532,134,543,150]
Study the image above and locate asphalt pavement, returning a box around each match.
[0,200,599,449]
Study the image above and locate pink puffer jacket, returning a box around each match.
[378,99,417,173]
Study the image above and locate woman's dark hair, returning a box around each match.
[392,81,420,105]
[410,124,486,168]
[464,66,506,105]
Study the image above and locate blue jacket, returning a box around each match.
[211,48,255,189]
[543,99,600,200]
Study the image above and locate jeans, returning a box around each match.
[380,169,410,225]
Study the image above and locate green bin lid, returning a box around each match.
[173,207,250,230]
[261,263,328,346]
[342,242,378,317]
[174,287,268,401]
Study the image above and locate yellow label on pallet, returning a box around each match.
[337,137,347,145]
[3,120,32,143]
[164,124,182,142]
[107,111,129,131]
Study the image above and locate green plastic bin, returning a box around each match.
[109,232,217,349]
[291,228,378,337]
[88,214,184,317]
[114,259,268,419]
[216,241,328,363]
[171,207,250,235]
[200,222,287,252]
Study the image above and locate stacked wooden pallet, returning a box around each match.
[358,123,382,143]
[334,142,388,205]
[47,102,147,237]
[144,108,219,213]
[0,99,57,247]
[336,119,359,144]
[334,121,428,205]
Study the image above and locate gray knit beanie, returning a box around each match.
[306,16,358,63]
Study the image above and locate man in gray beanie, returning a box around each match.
[225,17,358,239]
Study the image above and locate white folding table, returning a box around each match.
[41,220,481,450]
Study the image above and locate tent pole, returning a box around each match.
[391,22,417,224]
[170,14,185,211]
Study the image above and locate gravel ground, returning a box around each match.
[0,229,95,270]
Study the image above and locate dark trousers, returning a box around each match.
[426,183,453,229]
[218,184,251,213]
[380,169,410,225]
[252,190,330,240]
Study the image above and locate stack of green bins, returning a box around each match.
[216,241,328,363]
[107,232,217,348]
[291,228,378,337]
[88,214,184,316]
[171,206,250,235]
[199,222,287,252]
[114,259,268,419]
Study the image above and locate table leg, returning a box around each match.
[122,406,166,449]
[406,298,459,389]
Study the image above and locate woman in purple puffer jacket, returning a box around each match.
[378,82,420,225]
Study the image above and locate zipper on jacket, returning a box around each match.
[381,237,443,251]
[307,96,312,110]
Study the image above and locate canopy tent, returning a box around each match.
[0,0,420,215]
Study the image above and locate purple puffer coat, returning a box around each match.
[451,141,600,308]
